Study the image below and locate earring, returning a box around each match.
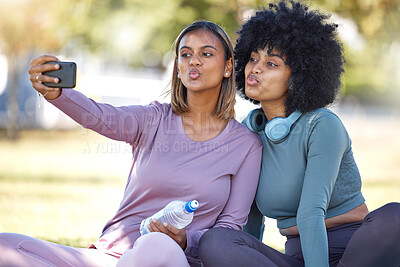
[225,72,229,77]
[177,73,181,78]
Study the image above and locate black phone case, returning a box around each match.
[43,61,76,88]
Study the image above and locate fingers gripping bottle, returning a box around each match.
[140,200,199,235]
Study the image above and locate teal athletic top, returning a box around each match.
[243,108,365,267]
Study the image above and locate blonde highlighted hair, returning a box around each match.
[169,20,235,121]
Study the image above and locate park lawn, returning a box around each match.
[0,173,124,247]
[0,129,128,247]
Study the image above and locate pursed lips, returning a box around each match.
[247,74,259,86]
[189,69,201,80]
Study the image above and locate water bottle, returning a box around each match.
[140,200,199,235]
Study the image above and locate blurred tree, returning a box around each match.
[0,0,52,138]
[313,0,400,105]
[0,0,96,138]
[0,0,399,139]
[105,0,399,103]
[2,0,397,86]
[73,0,243,68]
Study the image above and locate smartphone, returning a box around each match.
[43,61,76,88]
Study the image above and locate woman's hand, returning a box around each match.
[28,55,62,100]
[148,219,188,250]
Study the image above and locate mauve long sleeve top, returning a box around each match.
[49,89,262,265]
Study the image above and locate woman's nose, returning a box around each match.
[251,64,262,74]
[190,54,201,66]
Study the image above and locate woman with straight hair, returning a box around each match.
[0,20,262,267]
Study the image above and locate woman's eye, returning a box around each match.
[203,52,212,57]
[181,53,191,58]
[249,57,257,62]
[267,62,278,67]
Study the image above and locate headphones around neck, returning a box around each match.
[246,108,302,143]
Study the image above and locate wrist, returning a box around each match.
[40,89,62,100]
[179,233,187,250]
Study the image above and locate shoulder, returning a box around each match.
[228,119,262,150]
[137,101,173,121]
[302,108,350,146]
[146,101,172,114]
[302,108,346,131]
[230,119,261,140]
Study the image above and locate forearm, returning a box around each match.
[48,89,138,143]
[297,212,329,266]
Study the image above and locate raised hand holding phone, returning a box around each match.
[28,55,76,100]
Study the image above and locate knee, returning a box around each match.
[136,232,183,260]
[370,202,400,223]
[366,202,400,235]
[0,233,21,264]
[0,233,17,248]
[381,202,400,215]
[199,228,232,262]
[382,202,400,231]
[117,232,187,267]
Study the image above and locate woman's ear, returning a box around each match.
[224,58,233,77]
[176,59,181,79]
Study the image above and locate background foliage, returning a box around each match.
[1,0,399,103]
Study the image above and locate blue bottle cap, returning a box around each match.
[185,200,199,213]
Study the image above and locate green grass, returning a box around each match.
[0,129,128,247]
[1,114,399,251]
[0,173,124,246]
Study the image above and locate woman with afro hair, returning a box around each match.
[199,1,400,266]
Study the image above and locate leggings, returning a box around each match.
[0,232,189,267]
[199,203,400,267]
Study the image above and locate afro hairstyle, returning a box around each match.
[234,0,345,114]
